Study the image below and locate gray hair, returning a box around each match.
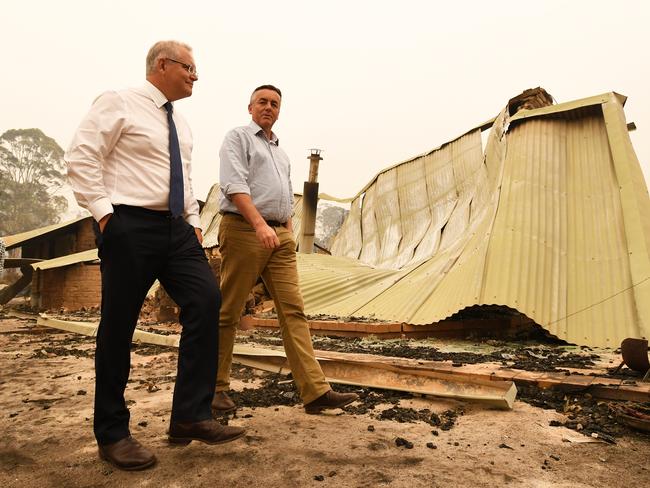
[146,40,192,75]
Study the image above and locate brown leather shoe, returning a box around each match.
[98,436,157,471]
[304,389,359,414]
[168,419,246,446]
[212,391,236,413]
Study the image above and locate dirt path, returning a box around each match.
[1,315,648,487]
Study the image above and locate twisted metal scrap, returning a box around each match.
[0,238,5,274]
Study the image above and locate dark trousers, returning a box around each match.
[93,205,220,445]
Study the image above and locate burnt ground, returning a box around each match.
[238,330,650,441]
[15,310,650,441]
[218,366,649,443]
[2,308,649,487]
[218,368,465,433]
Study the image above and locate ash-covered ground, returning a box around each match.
[2,307,649,487]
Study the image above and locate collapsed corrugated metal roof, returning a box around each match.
[299,91,650,347]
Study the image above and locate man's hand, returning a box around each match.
[231,193,281,249]
[255,223,280,249]
[98,213,113,233]
[194,227,203,245]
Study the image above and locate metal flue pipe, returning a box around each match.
[299,149,322,254]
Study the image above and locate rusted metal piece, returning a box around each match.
[613,404,650,433]
[620,338,650,376]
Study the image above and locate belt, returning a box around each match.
[114,204,180,219]
[266,220,286,227]
[221,211,286,227]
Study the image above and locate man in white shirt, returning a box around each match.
[66,40,245,471]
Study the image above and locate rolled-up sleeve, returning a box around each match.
[219,129,250,198]
[65,91,126,221]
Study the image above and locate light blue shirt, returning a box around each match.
[219,121,293,222]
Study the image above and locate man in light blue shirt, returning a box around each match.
[214,84,358,414]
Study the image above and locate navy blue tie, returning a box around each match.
[164,101,184,217]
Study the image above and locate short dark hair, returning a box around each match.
[251,84,282,98]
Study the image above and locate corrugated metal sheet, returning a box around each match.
[31,248,99,270]
[199,184,223,248]
[2,216,88,249]
[292,195,303,241]
[481,110,638,346]
[297,253,403,315]
[330,130,484,270]
[299,92,650,347]
[602,97,650,342]
[329,197,362,258]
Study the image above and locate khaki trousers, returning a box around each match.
[216,213,330,404]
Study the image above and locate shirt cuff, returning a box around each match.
[89,198,114,222]
[224,183,250,198]
[186,215,201,228]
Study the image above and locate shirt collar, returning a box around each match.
[142,80,169,109]
[247,121,279,145]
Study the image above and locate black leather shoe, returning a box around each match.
[304,390,359,414]
[212,391,236,413]
[98,436,157,471]
[168,419,246,446]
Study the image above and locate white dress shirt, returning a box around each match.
[65,80,201,227]
[219,121,293,223]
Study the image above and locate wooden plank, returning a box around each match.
[232,344,517,410]
[560,375,595,388]
[589,383,650,402]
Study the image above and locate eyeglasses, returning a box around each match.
[165,58,198,76]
